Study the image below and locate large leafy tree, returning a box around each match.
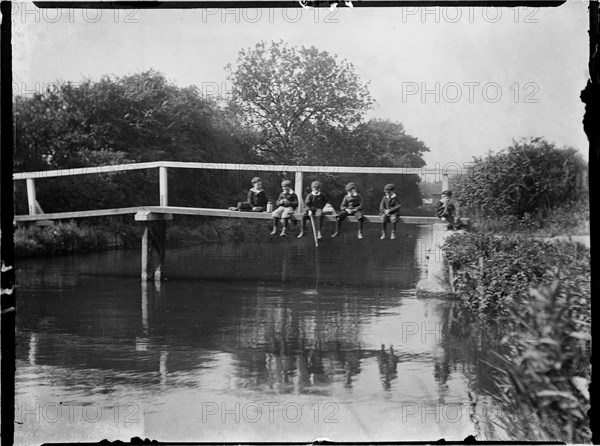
[226,40,375,163]
[300,119,429,210]
[13,70,255,212]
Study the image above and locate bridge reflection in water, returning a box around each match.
[15,225,502,443]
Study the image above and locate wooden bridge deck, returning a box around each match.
[14,205,463,225]
[13,161,462,281]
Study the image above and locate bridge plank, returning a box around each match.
[15,205,469,226]
[13,161,422,179]
[14,207,147,221]
[13,162,161,180]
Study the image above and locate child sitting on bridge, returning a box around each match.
[271,180,299,237]
[436,190,458,230]
[298,181,331,240]
[331,182,365,240]
[379,184,402,240]
[229,177,268,212]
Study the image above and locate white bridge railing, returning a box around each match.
[14,161,450,217]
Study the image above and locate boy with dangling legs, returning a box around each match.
[298,181,331,239]
[331,182,365,240]
[379,183,402,239]
[436,189,458,230]
[271,180,299,236]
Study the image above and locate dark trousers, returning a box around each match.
[302,208,324,230]
[336,209,364,231]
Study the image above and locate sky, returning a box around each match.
[11,1,590,176]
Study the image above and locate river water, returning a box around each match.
[14,224,505,443]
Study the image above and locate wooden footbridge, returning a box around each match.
[14,161,463,281]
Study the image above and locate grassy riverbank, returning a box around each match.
[14,217,272,258]
[442,223,590,442]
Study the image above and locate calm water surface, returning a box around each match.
[15,225,503,443]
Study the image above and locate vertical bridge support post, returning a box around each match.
[135,211,172,281]
[442,173,449,192]
[159,166,168,207]
[294,171,304,215]
[26,178,37,215]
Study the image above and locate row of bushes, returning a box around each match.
[14,218,276,258]
[442,232,591,443]
[453,137,587,223]
[461,198,590,237]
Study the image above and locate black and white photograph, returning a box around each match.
[3,0,592,443]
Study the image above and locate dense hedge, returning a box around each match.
[443,232,590,442]
[454,138,587,222]
[14,218,274,258]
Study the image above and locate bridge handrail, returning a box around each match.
[14,161,449,217]
[13,161,423,180]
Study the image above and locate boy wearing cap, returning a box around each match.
[271,180,299,236]
[332,183,365,239]
[229,177,268,212]
[436,190,457,230]
[298,181,331,239]
[379,184,402,240]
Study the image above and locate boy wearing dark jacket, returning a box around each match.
[271,180,299,236]
[298,181,331,239]
[229,177,268,212]
[331,182,365,240]
[436,190,457,230]
[379,183,402,240]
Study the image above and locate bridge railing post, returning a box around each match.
[159,166,168,206]
[294,170,304,215]
[26,178,37,215]
[442,173,449,192]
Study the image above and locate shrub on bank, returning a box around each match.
[443,232,591,442]
[490,275,591,443]
[14,222,109,256]
[15,218,274,257]
[463,199,589,236]
[453,137,587,229]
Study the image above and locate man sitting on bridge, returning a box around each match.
[271,180,299,237]
[298,181,331,240]
[229,177,268,212]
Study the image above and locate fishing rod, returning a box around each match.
[310,211,320,295]
[309,212,319,248]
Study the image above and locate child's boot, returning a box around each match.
[298,220,306,238]
[357,230,364,240]
[331,220,341,237]
[317,230,322,239]
[271,218,279,235]
[380,230,386,240]
[280,227,288,237]
[390,231,396,240]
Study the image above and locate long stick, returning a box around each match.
[309,212,319,247]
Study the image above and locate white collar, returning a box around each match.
[387,193,397,198]
[347,191,357,197]
[311,190,321,196]
[250,187,262,193]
